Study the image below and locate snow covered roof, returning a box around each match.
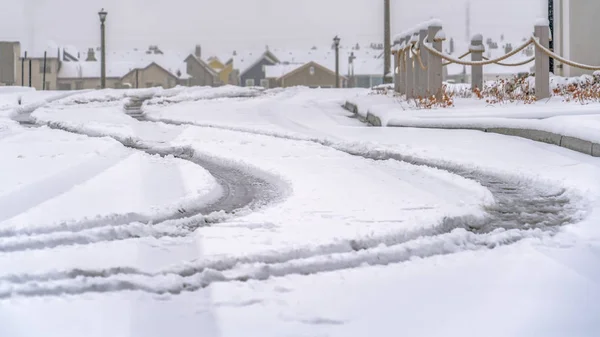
[232,50,279,75]
[58,49,190,80]
[264,63,305,79]
[227,47,383,78]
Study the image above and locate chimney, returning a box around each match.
[86,48,96,61]
[195,45,201,58]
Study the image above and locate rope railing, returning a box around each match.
[482,56,536,67]
[411,45,428,70]
[531,36,600,71]
[423,37,534,67]
[392,18,600,101]
[442,51,471,66]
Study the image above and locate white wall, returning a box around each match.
[562,0,600,76]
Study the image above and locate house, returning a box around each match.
[15,46,61,90]
[266,46,384,88]
[552,0,600,76]
[57,46,190,90]
[0,42,21,86]
[184,46,220,87]
[235,50,280,87]
[347,50,385,88]
[206,53,236,85]
[265,61,347,88]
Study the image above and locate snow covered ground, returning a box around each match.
[348,88,600,145]
[1,87,600,337]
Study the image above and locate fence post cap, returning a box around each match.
[426,18,443,28]
[470,34,484,43]
[534,18,550,27]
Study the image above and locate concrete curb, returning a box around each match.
[343,100,600,158]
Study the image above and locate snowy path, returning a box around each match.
[1,92,577,299]
[2,87,600,337]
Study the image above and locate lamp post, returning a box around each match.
[384,0,392,83]
[98,9,107,89]
[333,35,341,88]
[547,0,554,73]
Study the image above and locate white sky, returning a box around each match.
[0,0,545,55]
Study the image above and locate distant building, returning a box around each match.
[15,47,61,90]
[0,42,20,86]
[265,61,347,88]
[553,0,600,76]
[235,50,280,87]
[57,46,191,90]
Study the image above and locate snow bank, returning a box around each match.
[145,85,265,105]
[347,90,600,145]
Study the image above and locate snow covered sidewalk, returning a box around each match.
[2,87,600,337]
[345,91,600,157]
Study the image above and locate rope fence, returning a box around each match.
[391,18,600,100]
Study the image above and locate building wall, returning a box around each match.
[186,58,216,87]
[15,58,60,90]
[122,64,178,88]
[219,63,234,84]
[240,58,276,87]
[559,0,600,76]
[0,42,20,85]
[280,64,343,88]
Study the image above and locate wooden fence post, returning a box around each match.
[470,34,484,91]
[427,22,443,99]
[397,37,405,94]
[417,28,429,97]
[405,34,414,99]
[534,20,551,100]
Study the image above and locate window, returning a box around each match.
[245,79,255,87]
[75,81,84,90]
[309,66,315,75]
[187,62,192,73]
[262,65,266,73]
[260,79,269,88]
[39,63,52,74]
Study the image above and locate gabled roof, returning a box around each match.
[234,50,280,76]
[121,62,181,81]
[270,61,347,80]
[185,54,219,77]
[58,50,191,80]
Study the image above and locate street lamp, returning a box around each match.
[333,35,341,88]
[98,9,107,89]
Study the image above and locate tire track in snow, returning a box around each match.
[0,121,284,252]
[0,226,551,299]
[0,106,583,299]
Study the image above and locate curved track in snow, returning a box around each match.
[1,118,283,253]
[0,101,583,300]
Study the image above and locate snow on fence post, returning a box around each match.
[397,37,406,94]
[417,28,429,97]
[405,34,415,99]
[427,21,444,100]
[470,34,484,92]
[534,19,551,100]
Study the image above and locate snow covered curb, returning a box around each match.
[343,101,600,158]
